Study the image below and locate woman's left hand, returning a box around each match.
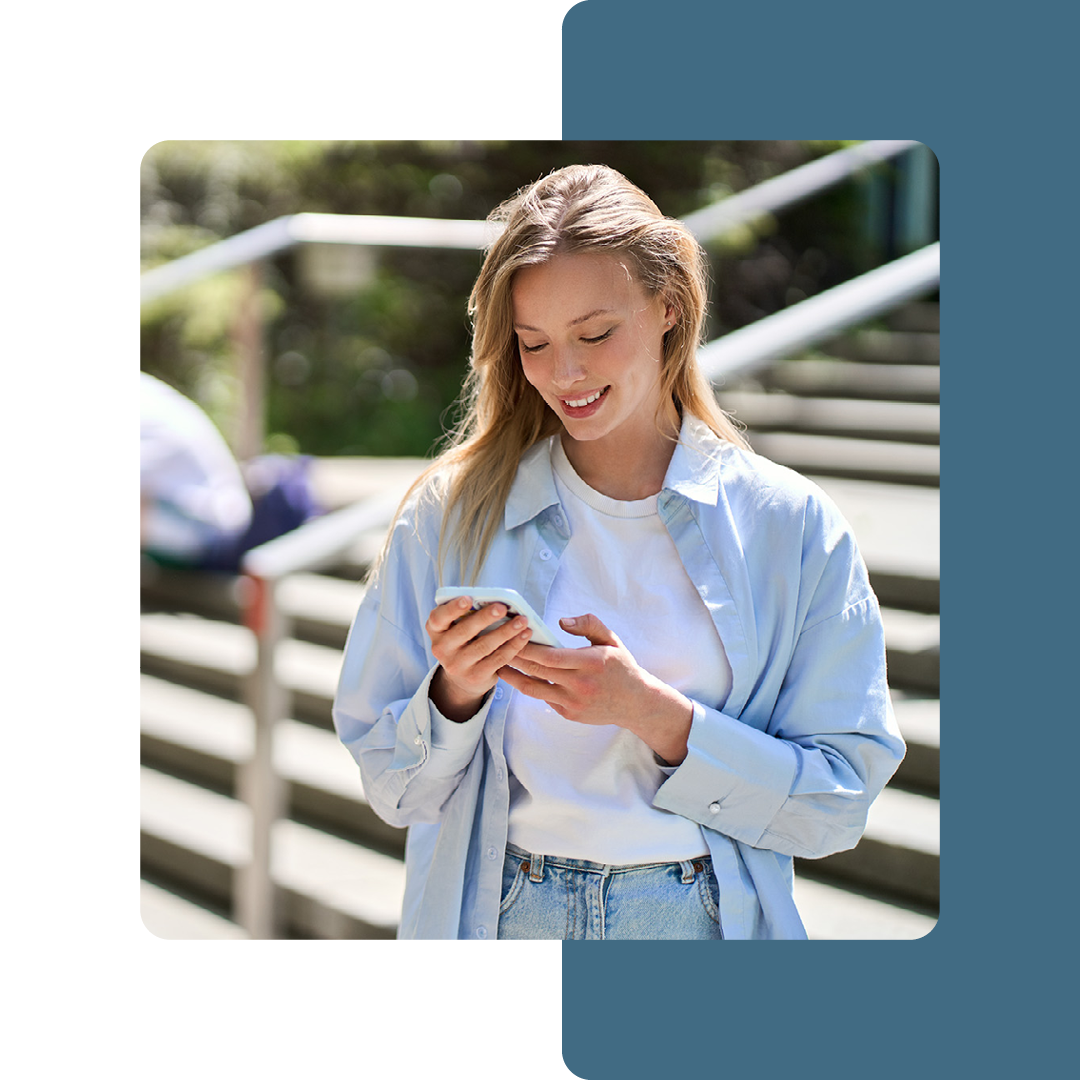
[496,612,694,765]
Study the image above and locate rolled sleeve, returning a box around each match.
[427,686,494,775]
[653,701,798,847]
[653,593,903,860]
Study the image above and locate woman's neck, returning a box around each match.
[560,409,680,501]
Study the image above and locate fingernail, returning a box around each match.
[561,617,578,627]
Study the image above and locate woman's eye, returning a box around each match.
[520,341,547,354]
[582,329,613,345]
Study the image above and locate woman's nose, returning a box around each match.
[550,348,585,389]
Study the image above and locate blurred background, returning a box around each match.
[140,140,940,941]
[140,139,933,458]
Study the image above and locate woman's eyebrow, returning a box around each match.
[514,308,616,332]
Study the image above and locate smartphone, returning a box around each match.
[434,586,561,647]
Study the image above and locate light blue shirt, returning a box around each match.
[332,417,905,939]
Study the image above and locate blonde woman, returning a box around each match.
[332,164,905,940]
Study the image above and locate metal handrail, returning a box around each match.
[699,242,940,383]
[682,140,920,241]
[140,140,917,306]
[143,140,933,936]
[241,488,408,582]
[141,213,501,305]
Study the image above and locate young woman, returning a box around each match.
[332,164,905,940]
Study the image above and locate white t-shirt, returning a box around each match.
[504,438,733,864]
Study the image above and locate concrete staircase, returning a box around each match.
[140,301,939,940]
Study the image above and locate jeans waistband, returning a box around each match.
[505,842,712,885]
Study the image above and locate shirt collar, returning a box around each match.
[504,436,562,529]
[661,415,724,507]
[503,415,725,529]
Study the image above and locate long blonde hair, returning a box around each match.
[372,163,748,584]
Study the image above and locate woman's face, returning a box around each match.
[512,251,674,449]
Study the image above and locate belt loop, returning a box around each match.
[679,859,695,884]
[529,852,544,883]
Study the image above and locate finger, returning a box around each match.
[463,613,533,663]
[471,627,533,680]
[512,643,579,679]
[559,612,621,648]
[512,635,609,674]
[432,617,531,702]
[497,665,569,707]
[426,595,474,634]
[437,602,512,650]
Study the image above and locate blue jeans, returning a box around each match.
[497,843,723,940]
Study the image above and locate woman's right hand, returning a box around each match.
[426,596,533,721]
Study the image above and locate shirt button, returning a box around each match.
[413,735,422,746]
[552,513,563,529]
[539,548,552,561]
[497,769,505,783]
[494,686,504,700]
[487,846,498,860]
[476,926,488,939]
[708,801,722,814]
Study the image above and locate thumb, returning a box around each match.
[560,612,620,647]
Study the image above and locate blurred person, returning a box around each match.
[140,372,253,568]
[332,164,905,940]
[140,372,322,573]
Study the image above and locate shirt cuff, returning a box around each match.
[652,699,798,848]
[429,690,493,750]
[409,670,494,782]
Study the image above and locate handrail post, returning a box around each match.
[231,260,266,462]
[236,572,290,938]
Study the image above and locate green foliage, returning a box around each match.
[140,140,881,459]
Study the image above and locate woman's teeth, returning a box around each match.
[564,389,605,408]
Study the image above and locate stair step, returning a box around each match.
[329,530,390,583]
[310,456,428,513]
[141,565,366,652]
[880,607,940,693]
[140,674,405,854]
[750,431,939,487]
[139,611,343,727]
[141,766,405,938]
[279,573,366,645]
[792,876,935,940]
[798,785,939,908]
[814,475,938,613]
[819,328,940,365]
[759,358,940,403]
[719,391,939,445]
[140,559,241,621]
[141,880,248,939]
[890,692,939,795]
[885,300,939,334]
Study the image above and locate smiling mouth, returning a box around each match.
[561,386,609,409]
